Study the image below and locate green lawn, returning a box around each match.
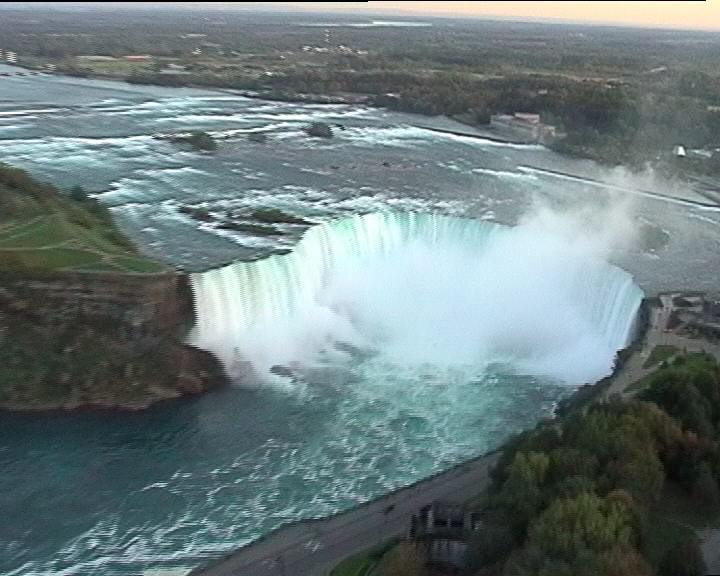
[330,539,398,576]
[68,261,131,273]
[0,217,52,246]
[0,187,167,274]
[642,344,679,369]
[626,370,658,394]
[12,247,104,269]
[113,255,167,273]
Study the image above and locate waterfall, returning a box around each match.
[190,212,643,384]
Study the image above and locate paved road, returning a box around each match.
[605,295,720,399]
[189,452,499,576]
[699,527,720,575]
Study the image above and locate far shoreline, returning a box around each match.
[15,63,720,210]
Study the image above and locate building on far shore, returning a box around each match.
[77,55,117,62]
[490,112,556,144]
[159,63,191,75]
[674,144,687,157]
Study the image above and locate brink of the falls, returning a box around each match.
[189,212,643,385]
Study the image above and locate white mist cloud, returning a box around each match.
[518,193,638,259]
[191,209,643,386]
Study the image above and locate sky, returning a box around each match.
[4,2,720,31]
[265,1,720,31]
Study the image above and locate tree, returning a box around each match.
[528,493,634,560]
[552,475,596,499]
[69,184,88,202]
[497,452,550,536]
[600,546,653,576]
[664,430,706,486]
[640,360,718,438]
[504,544,602,576]
[474,107,492,125]
[463,522,515,572]
[548,448,599,482]
[658,537,706,576]
[603,450,664,506]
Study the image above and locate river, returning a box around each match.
[0,64,719,575]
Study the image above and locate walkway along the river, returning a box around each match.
[189,452,500,576]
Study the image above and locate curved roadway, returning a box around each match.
[189,452,499,576]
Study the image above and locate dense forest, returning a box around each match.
[449,353,720,576]
[348,354,720,576]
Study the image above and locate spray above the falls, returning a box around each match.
[190,211,643,385]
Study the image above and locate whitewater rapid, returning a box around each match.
[190,212,643,385]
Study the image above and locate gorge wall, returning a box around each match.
[0,269,226,410]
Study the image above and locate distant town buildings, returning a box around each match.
[5,51,17,64]
[76,55,151,62]
[301,44,369,55]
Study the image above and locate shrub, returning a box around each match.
[658,536,706,576]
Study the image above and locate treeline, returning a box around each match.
[458,352,719,576]
[260,68,720,165]
[130,63,717,167]
[120,64,720,168]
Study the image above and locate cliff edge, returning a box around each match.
[0,164,227,410]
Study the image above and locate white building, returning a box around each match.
[673,145,686,158]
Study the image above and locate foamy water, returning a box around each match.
[1,64,720,575]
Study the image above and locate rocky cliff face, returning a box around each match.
[0,269,227,410]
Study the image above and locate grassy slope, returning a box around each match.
[642,344,679,369]
[0,169,166,273]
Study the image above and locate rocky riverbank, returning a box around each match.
[0,269,228,411]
